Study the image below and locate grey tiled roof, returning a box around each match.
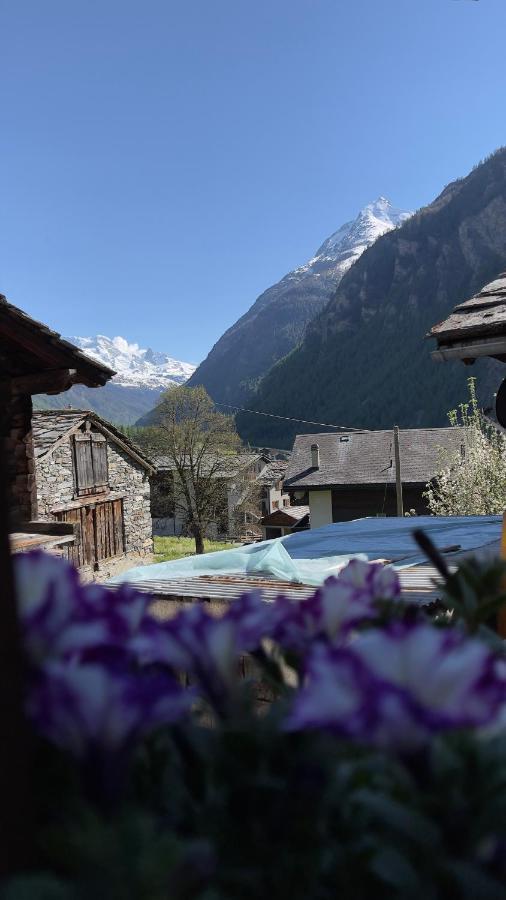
[255,459,288,486]
[429,273,506,346]
[281,504,310,521]
[284,428,464,489]
[32,410,154,471]
[260,504,310,527]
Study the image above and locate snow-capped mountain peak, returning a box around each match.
[307,197,412,270]
[68,334,197,390]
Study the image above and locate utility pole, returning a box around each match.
[393,426,404,517]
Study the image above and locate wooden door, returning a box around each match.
[55,499,124,567]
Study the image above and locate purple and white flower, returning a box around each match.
[286,623,506,749]
[27,660,192,759]
[270,560,401,652]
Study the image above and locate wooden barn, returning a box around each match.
[284,428,464,528]
[0,295,115,553]
[32,410,154,576]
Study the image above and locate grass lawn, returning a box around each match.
[153,535,241,563]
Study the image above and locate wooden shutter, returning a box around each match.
[74,435,95,496]
[73,432,109,496]
[91,434,108,493]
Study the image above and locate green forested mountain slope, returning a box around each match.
[187,199,410,406]
[236,149,506,448]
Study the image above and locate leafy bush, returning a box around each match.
[4,550,506,898]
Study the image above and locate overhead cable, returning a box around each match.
[214,400,370,433]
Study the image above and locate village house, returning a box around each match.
[283,428,464,528]
[151,452,288,540]
[256,459,290,516]
[32,410,154,577]
[260,504,310,540]
[0,295,115,555]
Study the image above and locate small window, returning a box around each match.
[283,498,290,507]
[73,432,109,497]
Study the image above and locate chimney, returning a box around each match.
[311,443,320,469]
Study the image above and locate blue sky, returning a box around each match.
[1,0,505,363]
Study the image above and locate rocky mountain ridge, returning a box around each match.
[69,334,196,389]
[187,198,411,406]
[236,149,506,447]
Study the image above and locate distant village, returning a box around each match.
[2,269,506,585]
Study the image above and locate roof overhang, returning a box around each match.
[0,296,115,390]
[431,335,506,364]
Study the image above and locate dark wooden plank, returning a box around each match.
[105,501,113,558]
[85,505,95,566]
[113,499,124,555]
[73,434,95,496]
[91,434,108,492]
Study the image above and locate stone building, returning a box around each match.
[0,295,115,554]
[32,410,154,577]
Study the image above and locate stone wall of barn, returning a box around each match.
[35,427,153,562]
[2,390,37,526]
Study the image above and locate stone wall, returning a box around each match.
[1,390,37,526]
[35,423,153,565]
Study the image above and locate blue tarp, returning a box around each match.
[109,515,502,588]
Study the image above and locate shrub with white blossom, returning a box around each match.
[424,377,506,516]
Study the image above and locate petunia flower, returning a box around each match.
[286,623,506,749]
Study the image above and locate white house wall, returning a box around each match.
[309,490,333,529]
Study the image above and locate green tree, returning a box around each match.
[424,377,506,516]
[141,386,241,553]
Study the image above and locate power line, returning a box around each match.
[214,400,370,433]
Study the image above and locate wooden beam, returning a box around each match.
[432,336,506,363]
[0,368,78,396]
[0,315,111,386]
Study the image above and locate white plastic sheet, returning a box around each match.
[109,515,502,588]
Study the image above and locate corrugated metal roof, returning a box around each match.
[110,567,448,607]
[284,428,463,490]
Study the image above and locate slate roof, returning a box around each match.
[155,452,266,478]
[0,295,115,385]
[32,410,155,472]
[278,504,310,522]
[255,459,288,486]
[260,505,310,527]
[429,273,506,361]
[284,428,464,490]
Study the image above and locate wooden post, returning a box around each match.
[498,512,506,638]
[393,426,404,517]
[0,397,33,874]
